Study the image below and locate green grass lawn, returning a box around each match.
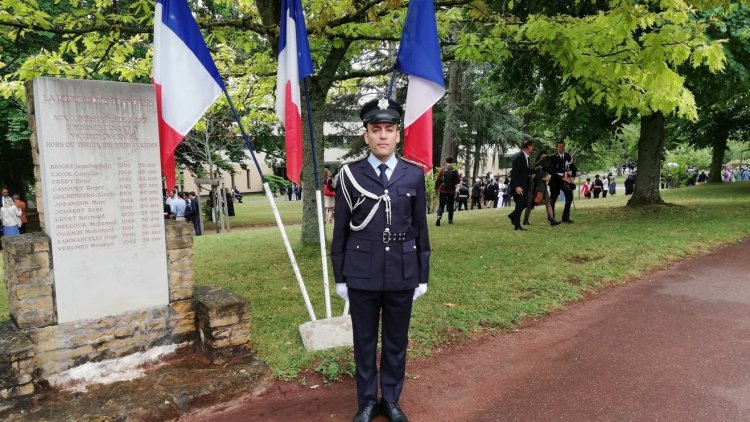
[200,193,303,231]
[0,183,748,383]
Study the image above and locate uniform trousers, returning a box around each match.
[349,287,414,408]
[509,191,528,226]
[549,181,573,221]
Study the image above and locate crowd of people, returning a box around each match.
[163,189,202,235]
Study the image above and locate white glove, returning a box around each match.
[336,283,349,301]
[413,283,428,300]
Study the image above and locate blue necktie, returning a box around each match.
[378,163,389,187]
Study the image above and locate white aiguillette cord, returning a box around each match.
[339,164,392,231]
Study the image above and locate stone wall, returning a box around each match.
[0,221,198,394]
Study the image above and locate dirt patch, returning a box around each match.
[566,254,603,263]
[0,348,271,421]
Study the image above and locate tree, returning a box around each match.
[673,4,750,183]
[454,0,727,206]
[0,0,471,244]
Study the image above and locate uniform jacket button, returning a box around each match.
[385,246,390,252]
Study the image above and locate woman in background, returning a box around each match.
[1,197,22,236]
[523,152,561,226]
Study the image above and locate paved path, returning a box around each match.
[183,239,750,421]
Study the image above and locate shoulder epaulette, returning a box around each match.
[399,156,427,169]
[345,156,368,166]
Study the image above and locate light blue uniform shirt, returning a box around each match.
[367,153,398,182]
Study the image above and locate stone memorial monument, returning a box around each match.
[0,78,252,400]
[34,77,169,322]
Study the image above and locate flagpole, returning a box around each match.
[221,88,317,322]
[302,77,332,319]
[386,68,398,99]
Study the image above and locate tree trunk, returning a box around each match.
[473,135,482,180]
[440,61,462,165]
[298,44,350,245]
[708,135,728,183]
[627,112,666,206]
[299,83,328,245]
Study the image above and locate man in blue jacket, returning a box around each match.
[331,97,430,422]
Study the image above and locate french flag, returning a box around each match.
[275,0,313,185]
[153,0,224,190]
[395,0,445,172]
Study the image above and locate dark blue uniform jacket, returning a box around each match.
[331,156,430,291]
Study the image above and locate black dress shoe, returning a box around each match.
[522,220,530,225]
[352,404,378,422]
[548,218,561,226]
[562,219,574,224]
[380,400,408,422]
[514,225,525,231]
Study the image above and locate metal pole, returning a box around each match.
[303,77,331,319]
[222,89,316,321]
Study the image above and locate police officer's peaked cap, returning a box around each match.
[359,98,403,126]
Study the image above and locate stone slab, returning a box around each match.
[298,315,353,351]
[30,77,169,323]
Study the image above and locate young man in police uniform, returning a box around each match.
[331,98,430,422]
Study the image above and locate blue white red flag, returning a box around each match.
[395,0,445,172]
[153,0,224,190]
[275,0,313,185]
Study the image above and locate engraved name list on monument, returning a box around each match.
[33,78,169,323]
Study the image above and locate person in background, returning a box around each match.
[1,195,22,237]
[12,194,27,234]
[225,188,235,217]
[722,164,735,183]
[470,178,483,210]
[593,175,603,198]
[601,174,609,198]
[169,190,187,221]
[455,182,469,211]
[323,168,336,223]
[581,178,592,199]
[231,185,243,203]
[608,175,617,196]
[189,192,201,236]
[548,141,577,223]
[508,140,533,231]
[434,156,461,226]
[497,178,507,208]
[502,177,512,208]
[522,152,561,227]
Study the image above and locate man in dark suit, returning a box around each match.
[549,141,577,223]
[188,192,202,235]
[508,140,534,230]
[331,97,430,422]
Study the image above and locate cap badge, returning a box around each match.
[378,98,389,110]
